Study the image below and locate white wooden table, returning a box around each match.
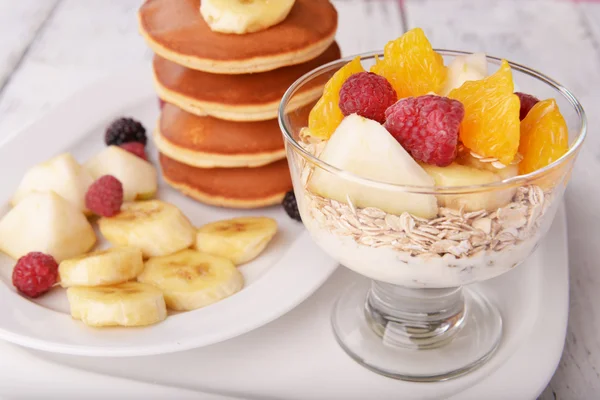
[0,1,598,398]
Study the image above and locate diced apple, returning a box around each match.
[0,192,96,262]
[84,146,158,201]
[308,114,438,218]
[440,52,488,96]
[12,153,94,213]
[421,162,516,211]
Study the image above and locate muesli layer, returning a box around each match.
[299,141,551,259]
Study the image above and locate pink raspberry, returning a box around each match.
[119,142,148,161]
[384,95,464,167]
[12,252,58,298]
[338,72,397,123]
[85,175,124,217]
[515,92,539,121]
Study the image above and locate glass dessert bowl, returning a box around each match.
[278,29,586,381]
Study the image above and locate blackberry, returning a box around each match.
[282,190,302,222]
[105,117,147,147]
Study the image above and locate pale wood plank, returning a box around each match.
[404,1,600,399]
[332,0,406,56]
[0,0,59,92]
[542,3,600,400]
[580,1,600,50]
[1,1,599,398]
[0,0,150,141]
[0,0,405,142]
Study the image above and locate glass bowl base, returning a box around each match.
[331,281,502,382]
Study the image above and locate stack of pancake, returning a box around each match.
[137,0,340,208]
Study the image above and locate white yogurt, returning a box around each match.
[303,212,540,288]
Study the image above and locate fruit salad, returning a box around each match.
[295,28,570,288]
[0,117,279,328]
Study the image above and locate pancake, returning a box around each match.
[153,42,341,121]
[155,103,286,168]
[159,153,292,209]
[138,0,338,74]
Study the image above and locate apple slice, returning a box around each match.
[12,153,94,213]
[440,52,488,96]
[421,162,516,211]
[85,146,158,201]
[308,114,438,218]
[0,192,96,262]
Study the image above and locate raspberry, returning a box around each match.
[105,117,147,147]
[384,95,464,167]
[282,191,301,222]
[119,142,148,161]
[85,175,124,217]
[515,92,540,121]
[338,72,397,123]
[12,252,58,298]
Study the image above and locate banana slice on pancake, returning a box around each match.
[201,0,296,34]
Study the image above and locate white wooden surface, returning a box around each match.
[0,0,597,398]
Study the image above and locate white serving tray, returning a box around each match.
[26,204,568,400]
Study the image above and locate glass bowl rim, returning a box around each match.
[278,49,587,194]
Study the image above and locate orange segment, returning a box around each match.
[448,60,520,165]
[308,57,365,139]
[518,99,569,174]
[370,28,447,98]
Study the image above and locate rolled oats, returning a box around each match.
[304,184,550,259]
[529,186,544,205]
[359,236,379,246]
[472,217,492,234]
[497,207,528,229]
[464,210,487,220]
[411,229,440,242]
[418,226,441,235]
[448,240,472,257]
[431,240,460,254]
[343,214,362,229]
[470,235,490,248]
[400,212,416,232]
[373,218,387,229]
[468,150,523,169]
[447,231,473,241]
[385,214,403,231]
[527,204,542,230]
[361,207,387,219]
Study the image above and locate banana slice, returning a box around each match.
[98,200,196,258]
[67,282,167,327]
[59,247,144,288]
[200,0,296,35]
[137,249,243,311]
[195,217,277,265]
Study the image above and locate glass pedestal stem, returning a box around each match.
[332,280,502,381]
[365,282,466,350]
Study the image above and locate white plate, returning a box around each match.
[0,65,338,357]
[22,204,569,400]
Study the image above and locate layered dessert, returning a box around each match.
[293,28,570,288]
